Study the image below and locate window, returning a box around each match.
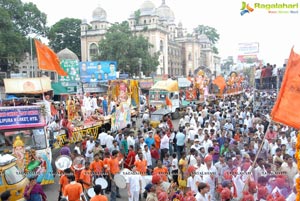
[144,20,146,24]
[188,53,192,61]
[89,43,98,56]
[4,165,25,185]
[160,40,164,52]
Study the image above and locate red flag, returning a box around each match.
[271,48,300,129]
[34,39,68,76]
[166,96,172,107]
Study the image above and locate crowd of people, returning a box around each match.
[44,87,297,201]
[255,63,285,90]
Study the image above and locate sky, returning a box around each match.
[23,0,300,65]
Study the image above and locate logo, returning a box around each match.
[240,2,254,15]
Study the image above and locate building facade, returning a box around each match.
[80,0,220,77]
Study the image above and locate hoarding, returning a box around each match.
[79,61,117,83]
[58,60,80,85]
[4,77,52,94]
[0,106,45,129]
[238,42,259,55]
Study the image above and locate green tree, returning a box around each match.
[48,18,81,59]
[194,25,220,54]
[95,21,159,76]
[0,0,48,72]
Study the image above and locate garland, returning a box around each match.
[296,132,300,201]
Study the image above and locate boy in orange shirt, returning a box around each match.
[134,152,147,175]
[103,151,111,194]
[79,162,92,190]
[152,159,168,182]
[63,175,84,201]
[90,153,104,183]
[90,185,108,201]
[108,150,121,200]
[58,168,72,201]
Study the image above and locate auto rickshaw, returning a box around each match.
[150,108,171,128]
[0,154,28,201]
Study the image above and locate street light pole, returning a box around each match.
[30,36,34,78]
[138,58,142,79]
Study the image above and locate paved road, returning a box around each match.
[44,116,180,201]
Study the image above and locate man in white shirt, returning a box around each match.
[143,145,152,170]
[82,93,92,119]
[160,131,169,161]
[85,137,95,162]
[201,134,213,154]
[191,139,201,154]
[126,166,142,201]
[127,131,136,148]
[98,128,108,148]
[187,166,202,195]
[105,131,114,149]
[200,155,217,200]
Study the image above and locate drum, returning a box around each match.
[114,174,127,189]
[95,178,108,189]
[120,168,132,180]
[73,156,85,170]
[87,187,95,198]
[55,155,72,171]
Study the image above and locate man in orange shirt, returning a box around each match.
[79,162,92,190]
[90,185,108,201]
[109,150,121,200]
[90,153,104,183]
[154,131,161,150]
[63,175,85,201]
[152,159,168,182]
[102,151,111,194]
[58,168,72,201]
[134,152,147,175]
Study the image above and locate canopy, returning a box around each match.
[150,79,178,92]
[4,77,52,94]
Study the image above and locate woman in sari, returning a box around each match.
[178,151,188,192]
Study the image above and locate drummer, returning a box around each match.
[79,162,92,190]
[90,153,104,183]
[108,150,122,200]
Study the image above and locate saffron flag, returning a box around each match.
[34,39,68,76]
[166,96,172,108]
[213,76,226,94]
[271,48,300,129]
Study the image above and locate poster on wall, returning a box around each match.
[59,60,80,86]
[79,61,117,83]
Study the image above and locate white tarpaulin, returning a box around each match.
[4,77,52,94]
[178,77,191,88]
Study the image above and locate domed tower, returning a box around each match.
[90,4,109,30]
[156,0,175,25]
[57,48,79,61]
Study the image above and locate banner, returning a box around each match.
[79,61,117,83]
[4,77,52,94]
[0,106,45,129]
[238,42,259,55]
[271,48,300,129]
[59,60,80,86]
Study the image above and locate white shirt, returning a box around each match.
[201,139,213,154]
[98,132,108,146]
[126,173,142,192]
[171,158,178,171]
[91,97,98,109]
[195,192,209,201]
[160,135,169,149]
[127,136,135,147]
[83,96,91,110]
[74,146,81,155]
[143,150,152,166]
[187,155,197,166]
[105,135,114,149]
[85,141,95,158]
[187,175,202,194]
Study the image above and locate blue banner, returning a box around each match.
[79,61,117,83]
[0,106,44,129]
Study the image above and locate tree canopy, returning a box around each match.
[0,0,47,72]
[95,21,159,76]
[194,25,220,54]
[48,18,82,60]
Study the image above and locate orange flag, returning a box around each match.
[213,76,226,94]
[271,48,300,129]
[34,39,68,76]
[166,96,172,107]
